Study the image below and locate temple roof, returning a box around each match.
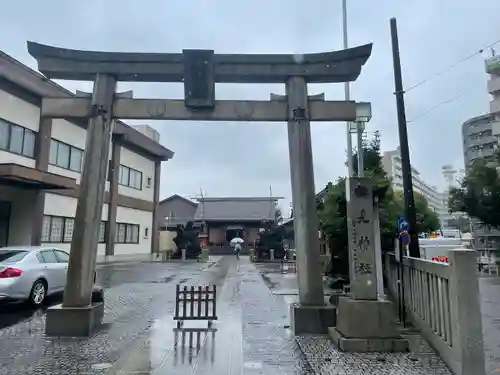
[194,197,283,222]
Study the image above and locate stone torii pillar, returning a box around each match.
[45,74,117,336]
[284,77,336,334]
[286,77,325,305]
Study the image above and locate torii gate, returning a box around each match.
[27,41,372,336]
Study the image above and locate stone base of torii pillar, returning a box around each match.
[329,178,408,352]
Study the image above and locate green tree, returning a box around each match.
[318,134,441,285]
[448,159,500,229]
[393,191,440,234]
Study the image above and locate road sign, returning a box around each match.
[400,232,410,247]
[397,217,409,232]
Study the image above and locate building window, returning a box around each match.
[63,218,75,242]
[99,221,106,243]
[118,165,142,190]
[49,139,84,172]
[41,215,107,243]
[0,118,36,158]
[115,223,140,244]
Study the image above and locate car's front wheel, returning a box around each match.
[29,280,47,306]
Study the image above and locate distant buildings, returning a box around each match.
[462,113,496,167]
[158,194,282,254]
[455,54,500,264]
[381,147,446,217]
[486,54,500,137]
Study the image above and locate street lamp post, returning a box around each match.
[342,0,354,177]
[342,0,365,177]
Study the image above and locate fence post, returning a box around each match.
[448,249,485,375]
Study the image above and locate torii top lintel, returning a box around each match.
[27,41,372,84]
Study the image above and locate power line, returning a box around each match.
[404,38,500,94]
[407,92,467,123]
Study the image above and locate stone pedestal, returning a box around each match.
[330,297,409,352]
[45,302,105,337]
[328,290,347,307]
[290,302,336,334]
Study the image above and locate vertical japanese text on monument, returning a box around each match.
[352,209,373,276]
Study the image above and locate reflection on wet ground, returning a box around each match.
[0,262,179,331]
[0,257,498,374]
[0,302,47,330]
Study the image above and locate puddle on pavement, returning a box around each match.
[260,273,279,289]
[148,275,176,284]
[107,258,241,374]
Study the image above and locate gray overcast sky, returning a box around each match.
[1,0,499,213]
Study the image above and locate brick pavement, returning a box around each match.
[1,256,482,374]
[256,262,453,375]
[0,259,226,375]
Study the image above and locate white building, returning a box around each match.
[0,51,173,256]
[486,54,500,136]
[382,147,446,216]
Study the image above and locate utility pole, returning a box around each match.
[342,0,354,177]
[390,18,420,258]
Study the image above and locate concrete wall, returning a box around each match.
[0,89,40,132]
[159,230,177,251]
[116,206,152,255]
[0,89,38,168]
[47,119,87,185]
[118,146,155,202]
[42,193,108,255]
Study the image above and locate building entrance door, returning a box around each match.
[0,200,11,247]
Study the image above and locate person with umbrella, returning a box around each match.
[230,237,244,259]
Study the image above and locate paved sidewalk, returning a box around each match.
[106,257,313,374]
[1,256,465,374]
[0,259,230,375]
[256,262,452,375]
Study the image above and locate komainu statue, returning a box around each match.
[171,221,202,259]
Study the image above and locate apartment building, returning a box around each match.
[462,113,497,167]
[381,147,445,216]
[0,51,173,256]
[486,54,500,136]
[456,56,500,262]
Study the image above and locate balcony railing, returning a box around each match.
[490,100,500,115]
[487,76,500,94]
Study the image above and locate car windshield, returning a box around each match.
[0,250,29,264]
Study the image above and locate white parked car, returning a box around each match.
[0,246,95,305]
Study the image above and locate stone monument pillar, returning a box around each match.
[286,76,335,334]
[45,73,117,337]
[330,177,409,352]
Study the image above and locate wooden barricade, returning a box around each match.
[173,284,217,328]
